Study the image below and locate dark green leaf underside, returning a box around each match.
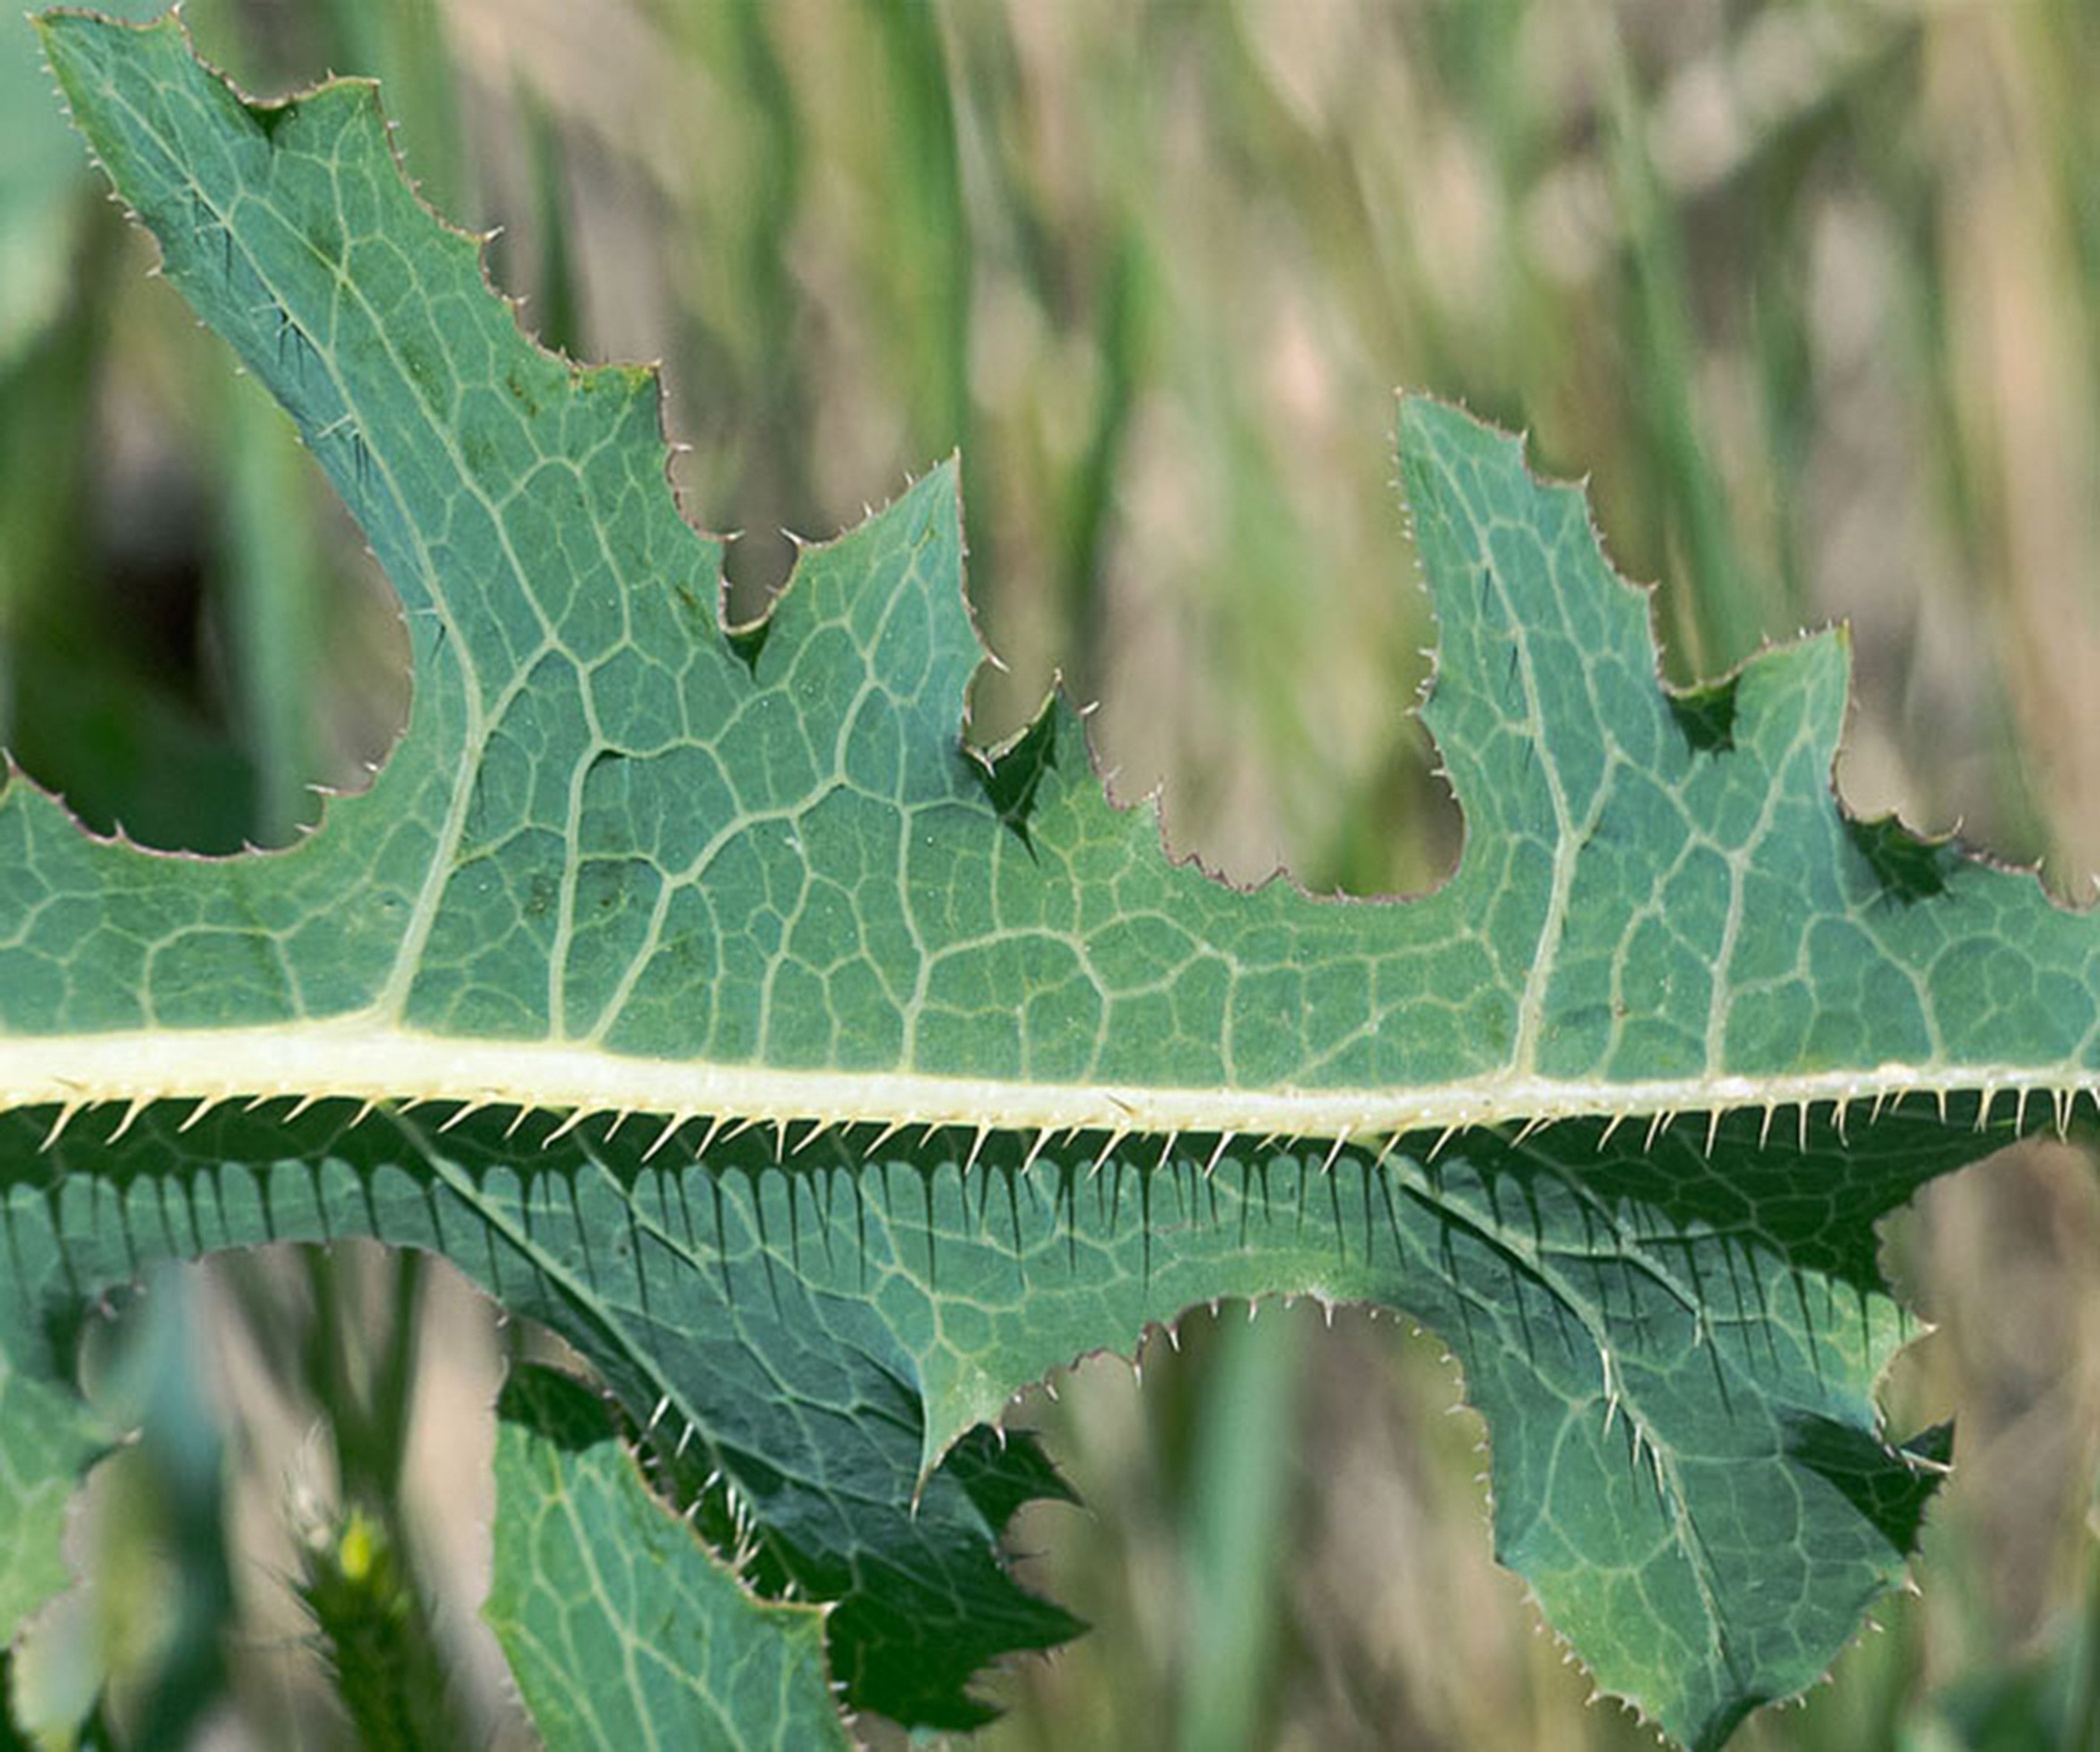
[487,1366,847,1752]
[0,1097,2005,1748]
[5,13,2095,1750]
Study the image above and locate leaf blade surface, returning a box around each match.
[8,12,2095,1748]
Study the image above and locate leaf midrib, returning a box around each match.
[0,1021,2081,1143]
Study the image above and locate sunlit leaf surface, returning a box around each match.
[6,13,2094,1747]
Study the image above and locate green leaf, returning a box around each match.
[486,1365,847,1752]
[0,1369,104,1648]
[6,11,2096,1748]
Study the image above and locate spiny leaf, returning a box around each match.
[486,1366,848,1752]
[5,11,2095,1748]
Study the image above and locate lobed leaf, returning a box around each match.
[4,11,2095,1748]
[486,1365,847,1752]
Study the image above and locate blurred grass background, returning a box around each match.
[3,0,2098,1746]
